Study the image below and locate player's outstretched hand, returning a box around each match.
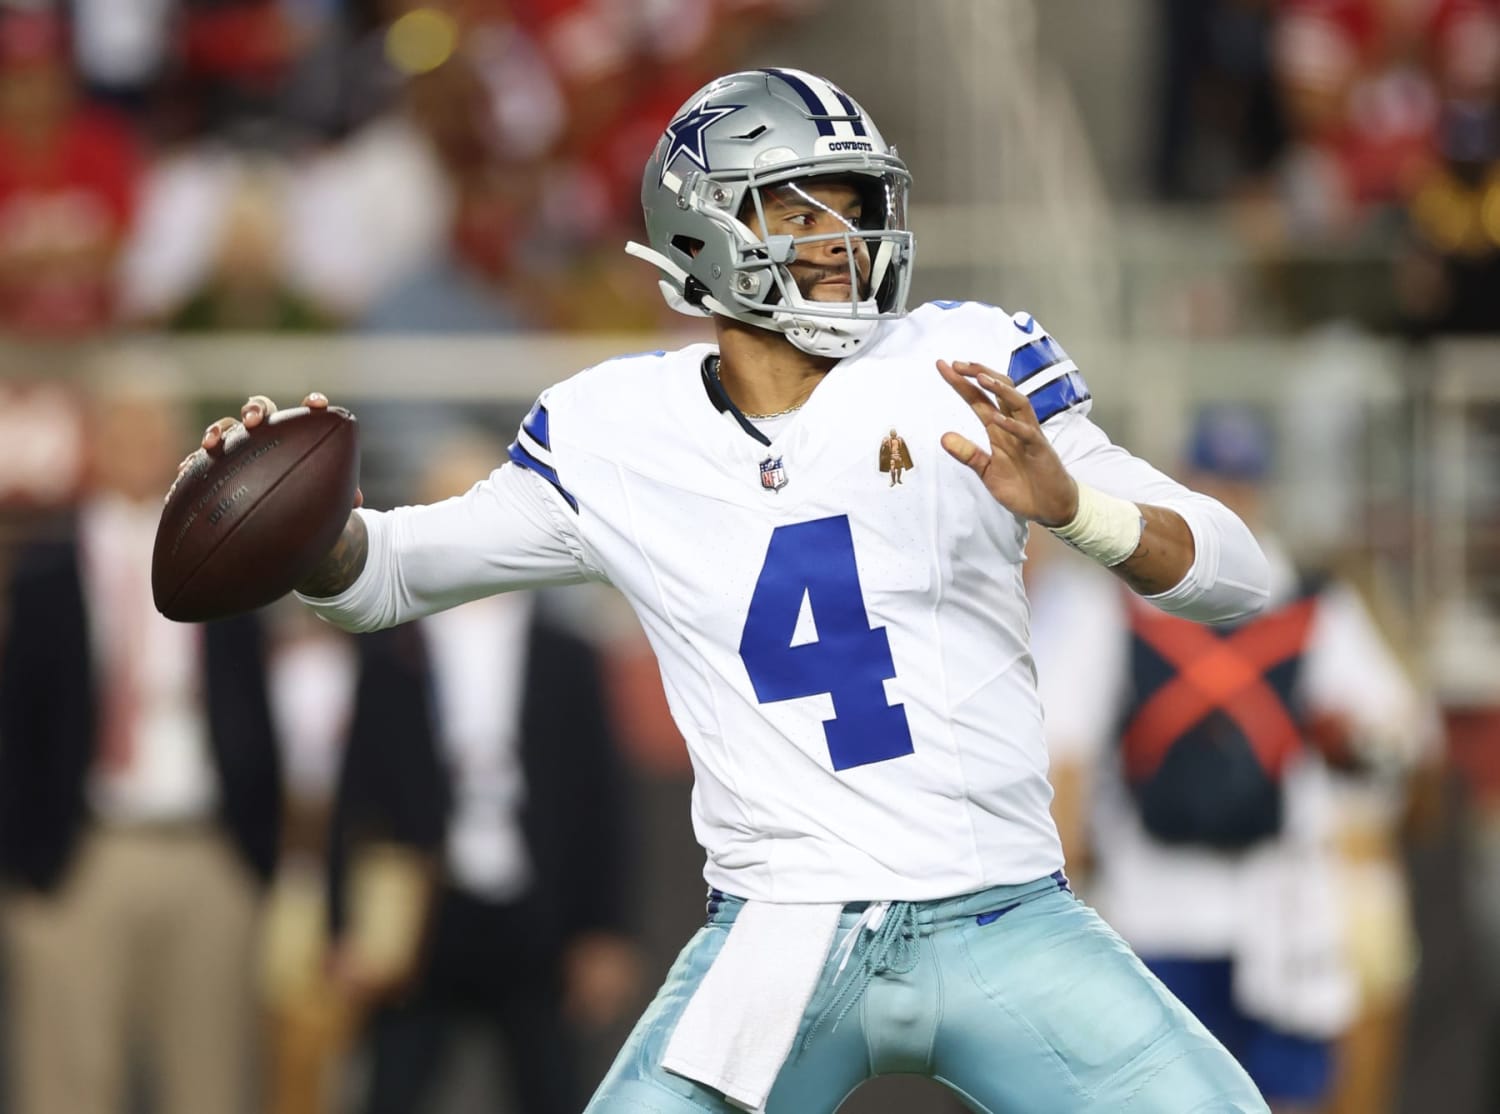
[189,392,363,508]
[937,360,1077,527]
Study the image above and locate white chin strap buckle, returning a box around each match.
[777,308,880,357]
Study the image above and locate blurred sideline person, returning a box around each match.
[327,431,641,1114]
[200,70,1275,1111]
[0,369,281,1114]
[259,604,360,1114]
[0,7,142,336]
[1033,406,1432,1114]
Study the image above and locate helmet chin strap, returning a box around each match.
[770,284,881,357]
[625,242,711,318]
[624,240,882,356]
[766,259,882,357]
[777,312,880,357]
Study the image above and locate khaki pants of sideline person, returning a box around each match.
[3,825,261,1114]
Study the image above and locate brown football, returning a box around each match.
[152,406,359,622]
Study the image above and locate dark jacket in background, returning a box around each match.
[328,609,632,960]
[0,538,282,892]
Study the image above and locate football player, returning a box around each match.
[203,70,1273,1112]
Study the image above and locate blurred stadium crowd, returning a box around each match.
[0,0,827,338]
[0,0,1496,1113]
[1152,0,1500,336]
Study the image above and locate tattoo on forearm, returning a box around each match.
[295,512,369,598]
[1108,504,1196,597]
[1116,543,1176,595]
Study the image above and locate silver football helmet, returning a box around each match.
[626,69,914,358]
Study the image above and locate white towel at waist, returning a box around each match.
[662,900,843,1111]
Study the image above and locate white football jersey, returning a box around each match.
[305,301,1266,902]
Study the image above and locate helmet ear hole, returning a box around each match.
[671,234,705,261]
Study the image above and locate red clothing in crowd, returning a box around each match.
[0,106,142,334]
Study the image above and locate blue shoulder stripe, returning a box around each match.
[1008,336,1070,385]
[521,400,550,450]
[1028,370,1091,424]
[508,440,578,513]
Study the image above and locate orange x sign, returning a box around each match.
[1122,596,1320,783]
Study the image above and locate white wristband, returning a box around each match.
[1048,481,1144,567]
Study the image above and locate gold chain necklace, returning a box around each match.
[708,355,805,421]
[742,402,805,420]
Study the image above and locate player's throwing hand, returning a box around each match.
[188,393,364,509]
[937,359,1078,527]
[200,392,322,449]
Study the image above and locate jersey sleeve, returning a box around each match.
[1049,411,1270,623]
[508,393,579,514]
[922,302,1091,425]
[299,402,598,633]
[1004,315,1093,426]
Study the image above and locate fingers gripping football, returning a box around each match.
[186,393,359,509]
[937,360,1078,528]
[200,392,327,453]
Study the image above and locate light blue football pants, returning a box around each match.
[586,874,1270,1113]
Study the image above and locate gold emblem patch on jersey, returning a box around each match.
[877,429,914,487]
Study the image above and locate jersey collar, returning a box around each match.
[701,355,773,447]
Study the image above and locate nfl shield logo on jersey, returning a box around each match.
[759,456,788,492]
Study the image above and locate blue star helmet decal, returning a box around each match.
[659,97,745,184]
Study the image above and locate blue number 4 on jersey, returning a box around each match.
[739,516,915,770]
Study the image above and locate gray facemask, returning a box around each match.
[627,68,916,358]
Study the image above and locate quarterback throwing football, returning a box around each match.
[205,70,1272,1112]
